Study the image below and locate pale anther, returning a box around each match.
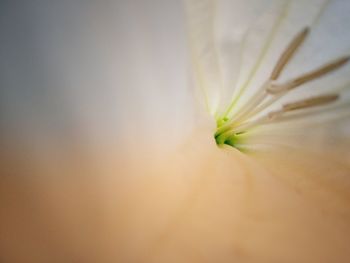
[270,27,309,80]
[267,56,350,94]
[282,94,339,111]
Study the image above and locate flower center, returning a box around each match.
[215,27,349,150]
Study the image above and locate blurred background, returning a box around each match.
[0,1,197,262]
[0,1,350,262]
[0,0,196,158]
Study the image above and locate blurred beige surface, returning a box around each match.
[1,130,350,263]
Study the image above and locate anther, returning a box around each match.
[282,94,339,111]
[270,27,310,80]
[267,56,350,94]
[267,94,339,120]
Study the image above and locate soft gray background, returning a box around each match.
[0,1,195,153]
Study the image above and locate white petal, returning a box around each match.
[185,0,224,116]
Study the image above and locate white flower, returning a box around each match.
[186,0,350,154]
[0,1,350,262]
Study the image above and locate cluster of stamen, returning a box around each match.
[215,27,349,148]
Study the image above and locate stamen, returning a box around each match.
[267,56,350,94]
[215,24,349,149]
[219,81,270,127]
[266,101,350,125]
[218,28,311,128]
[283,94,339,111]
[270,27,309,80]
[216,93,340,146]
[268,94,339,120]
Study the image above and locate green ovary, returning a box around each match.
[214,119,247,150]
